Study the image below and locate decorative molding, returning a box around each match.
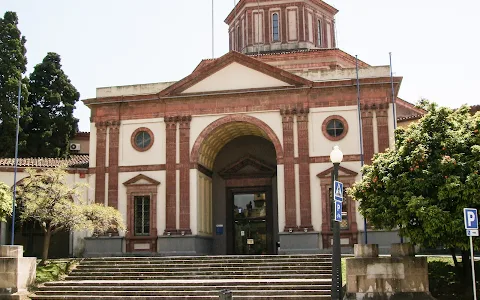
[219,155,276,179]
[123,174,161,186]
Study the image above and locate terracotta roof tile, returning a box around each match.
[0,155,89,169]
[397,114,424,122]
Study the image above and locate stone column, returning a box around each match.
[179,115,192,234]
[164,116,178,234]
[281,108,297,231]
[361,107,374,164]
[95,122,107,204]
[108,120,120,209]
[297,108,312,231]
[376,105,390,153]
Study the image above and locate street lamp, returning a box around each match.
[330,145,343,300]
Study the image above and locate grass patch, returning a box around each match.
[35,259,79,285]
[427,256,480,300]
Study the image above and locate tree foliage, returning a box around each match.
[16,167,126,263]
[26,52,80,157]
[0,182,13,222]
[0,11,30,157]
[350,103,480,252]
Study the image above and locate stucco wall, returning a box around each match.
[183,62,292,94]
[309,106,361,157]
[119,118,166,166]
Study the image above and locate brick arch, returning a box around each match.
[191,114,284,168]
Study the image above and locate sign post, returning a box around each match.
[464,208,478,300]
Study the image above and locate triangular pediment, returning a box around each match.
[219,155,276,179]
[182,62,293,94]
[316,166,358,178]
[159,51,311,96]
[123,174,160,186]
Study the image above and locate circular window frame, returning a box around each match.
[322,115,349,141]
[131,127,154,152]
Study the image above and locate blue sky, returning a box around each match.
[3,0,479,132]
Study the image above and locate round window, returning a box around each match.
[131,127,154,151]
[135,131,151,149]
[326,119,344,137]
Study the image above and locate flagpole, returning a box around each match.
[211,0,214,58]
[389,52,402,243]
[390,52,397,130]
[10,79,21,245]
[355,55,367,244]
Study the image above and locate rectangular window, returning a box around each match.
[317,19,323,47]
[307,13,313,43]
[134,195,150,236]
[272,13,279,41]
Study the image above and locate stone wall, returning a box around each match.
[0,246,36,300]
[345,243,435,300]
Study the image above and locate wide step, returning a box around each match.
[32,255,333,299]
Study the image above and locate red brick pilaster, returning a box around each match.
[108,121,120,209]
[376,105,390,153]
[164,116,177,234]
[179,115,192,234]
[95,122,107,204]
[361,106,375,164]
[297,108,313,231]
[281,108,296,231]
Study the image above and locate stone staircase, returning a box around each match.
[31,254,333,299]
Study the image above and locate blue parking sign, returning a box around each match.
[334,200,342,222]
[464,208,478,230]
[334,181,343,201]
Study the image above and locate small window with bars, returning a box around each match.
[134,195,150,236]
[272,13,279,42]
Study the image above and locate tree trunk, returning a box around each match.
[462,249,472,280]
[450,247,459,269]
[41,226,52,265]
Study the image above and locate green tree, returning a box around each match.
[26,52,80,158]
[349,103,480,278]
[16,167,126,264]
[0,182,13,222]
[0,11,30,157]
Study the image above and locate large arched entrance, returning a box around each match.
[191,115,283,255]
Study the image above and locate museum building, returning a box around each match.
[0,0,424,256]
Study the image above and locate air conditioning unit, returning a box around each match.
[70,143,81,151]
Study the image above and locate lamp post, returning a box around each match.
[330,145,343,300]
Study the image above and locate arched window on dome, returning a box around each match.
[272,13,279,42]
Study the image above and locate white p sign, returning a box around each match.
[464,208,478,230]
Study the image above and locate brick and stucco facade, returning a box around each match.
[0,0,423,256]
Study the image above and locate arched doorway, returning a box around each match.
[191,115,283,255]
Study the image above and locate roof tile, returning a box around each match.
[0,155,89,169]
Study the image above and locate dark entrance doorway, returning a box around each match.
[227,187,274,255]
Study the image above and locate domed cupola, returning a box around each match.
[225,0,338,54]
